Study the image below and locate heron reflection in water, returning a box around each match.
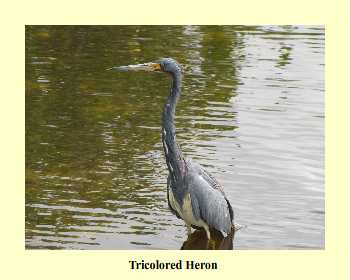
[181,228,236,250]
[109,58,240,245]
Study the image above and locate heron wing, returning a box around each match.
[186,159,234,220]
[186,163,233,236]
[194,163,226,196]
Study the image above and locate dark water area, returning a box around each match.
[25,25,324,249]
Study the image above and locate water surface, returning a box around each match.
[25,25,324,249]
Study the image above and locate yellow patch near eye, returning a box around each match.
[153,63,161,70]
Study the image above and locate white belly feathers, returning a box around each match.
[168,187,208,229]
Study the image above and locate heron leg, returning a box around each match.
[186,224,192,236]
[203,224,211,240]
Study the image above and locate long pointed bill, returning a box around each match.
[107,62,161,72]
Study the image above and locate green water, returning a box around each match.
[26,25,324,249]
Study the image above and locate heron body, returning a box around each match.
[111,58,234,239]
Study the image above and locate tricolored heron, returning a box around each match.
[109,58,235,239]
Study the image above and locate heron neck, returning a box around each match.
[162,73,185,182]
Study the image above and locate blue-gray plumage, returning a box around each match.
[110,58,234,239]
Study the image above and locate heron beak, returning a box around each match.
[107,62,161,72]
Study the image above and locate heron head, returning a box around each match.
[108,58,182,76]
[157,58,182,75]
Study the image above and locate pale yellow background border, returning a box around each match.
[1,0,349,279]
